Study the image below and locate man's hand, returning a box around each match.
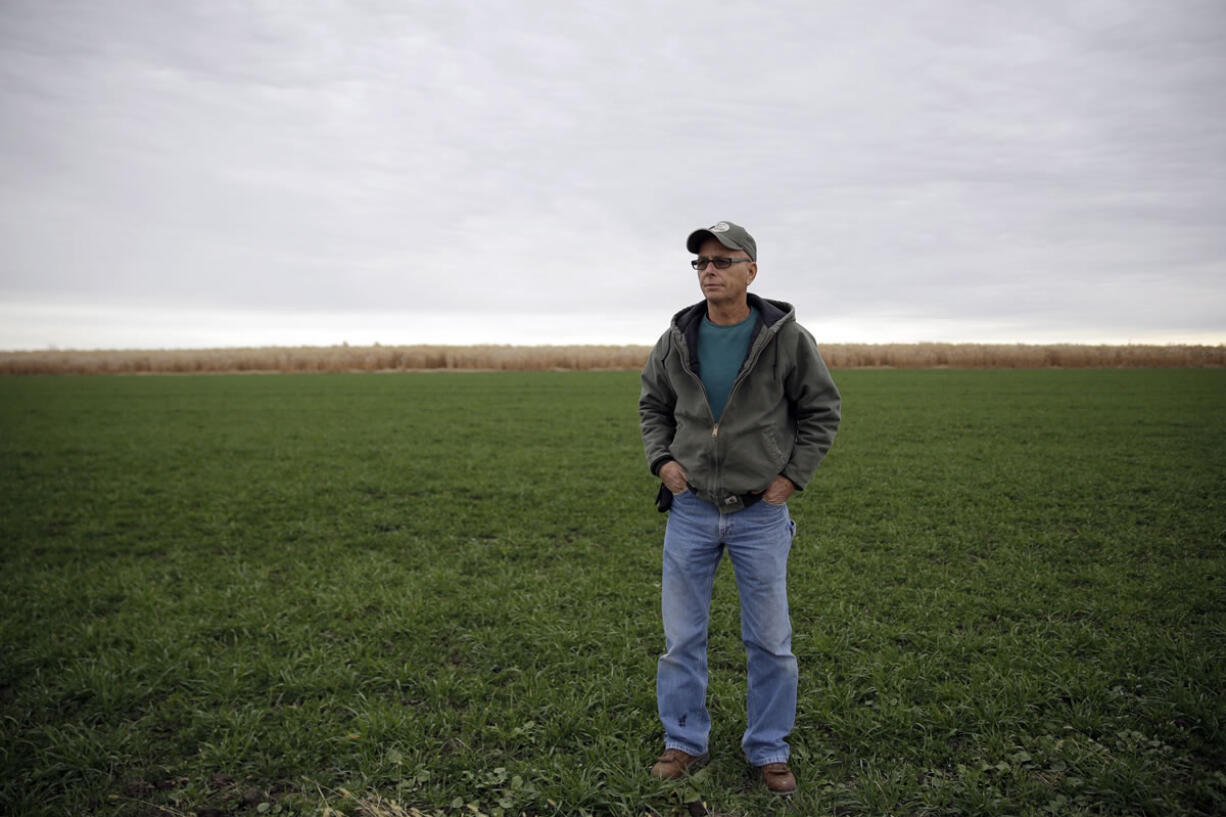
[659,461,689,495]
[760,475,796,505]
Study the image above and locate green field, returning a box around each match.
[2,370,1224,817]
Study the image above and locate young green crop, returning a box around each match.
[1,370,1223,816]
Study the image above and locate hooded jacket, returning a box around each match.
[639,294,841,513]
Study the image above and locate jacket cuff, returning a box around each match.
[650,456,675,477]
[782,466,807,491]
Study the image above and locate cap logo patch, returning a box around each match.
[709,222,730,233]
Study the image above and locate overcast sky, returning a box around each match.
[2,0,1224,350]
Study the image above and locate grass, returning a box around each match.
[1,369,1224,816]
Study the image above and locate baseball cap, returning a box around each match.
[686,220,756,261]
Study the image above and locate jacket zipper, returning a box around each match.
[709,325,780,491]
[717,328,773,435]
[680,319,779,499]
[677,335,721,488]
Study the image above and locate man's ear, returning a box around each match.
[747,262,758,283]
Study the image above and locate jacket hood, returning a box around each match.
[670,294,795,334]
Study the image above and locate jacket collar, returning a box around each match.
[672,293,793,334]
[671,294,795,376]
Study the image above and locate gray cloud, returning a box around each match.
[1,0,1224,348]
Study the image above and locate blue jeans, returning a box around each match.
[657,489,798,766]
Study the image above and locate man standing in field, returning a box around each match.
[639,221,841,796]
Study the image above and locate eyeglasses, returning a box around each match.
[692,256,752,271]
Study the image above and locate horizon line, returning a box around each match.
[4,339,1225,355]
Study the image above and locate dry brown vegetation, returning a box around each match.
[821,342,1226,369]
[1,342,1222,375]
[0,344,652,375]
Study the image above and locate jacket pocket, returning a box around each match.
[762,426,787,467]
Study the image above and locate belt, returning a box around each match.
[725,491,764,509]
[656,484,766,513]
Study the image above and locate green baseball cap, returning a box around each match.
[686,220,756,261]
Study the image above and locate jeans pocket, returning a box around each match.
[655,483,673,513]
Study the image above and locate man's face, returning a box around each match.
[695,237,756,305]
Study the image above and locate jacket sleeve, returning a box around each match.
[780,325,841,490]
[639,331,678,476]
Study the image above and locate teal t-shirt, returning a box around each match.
[697,307,758,421]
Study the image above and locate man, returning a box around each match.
[638,220,841,796]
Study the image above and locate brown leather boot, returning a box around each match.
[758,762,796,795]
[650,748,710,779]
